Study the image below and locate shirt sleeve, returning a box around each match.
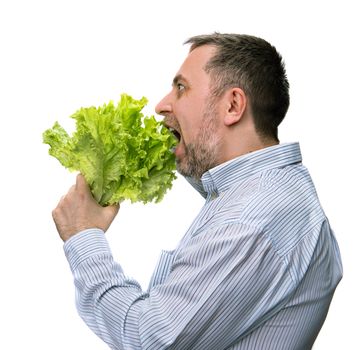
[64,224,295,350]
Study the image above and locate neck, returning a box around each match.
[219,128,279,164]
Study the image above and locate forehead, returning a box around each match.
[176,45,216,84]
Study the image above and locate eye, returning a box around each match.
[176,83,185,92]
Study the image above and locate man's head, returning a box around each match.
[155,33,289,180]
[185,33,290,143]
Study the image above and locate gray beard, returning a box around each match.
[177,141,218,180]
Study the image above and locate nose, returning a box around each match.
[155,91,173,116]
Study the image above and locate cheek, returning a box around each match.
[177,99,205,139]
[181,120,198,144]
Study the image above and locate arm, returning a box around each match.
[64,224,294,349]
[53,175,294,349]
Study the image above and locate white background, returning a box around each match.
[0,0,357,349]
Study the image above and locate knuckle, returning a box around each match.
[52,208,58,220]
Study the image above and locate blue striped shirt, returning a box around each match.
[64,142,343,349]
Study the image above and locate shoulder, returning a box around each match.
[194,163,327,253]
[238,164,326,255]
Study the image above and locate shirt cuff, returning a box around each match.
[63,228,112,273]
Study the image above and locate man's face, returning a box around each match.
[155,45,223,179]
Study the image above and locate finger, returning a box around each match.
[106,203,120,216]
[68,184,76,193]
[76,173,90,194]
[102,204,120,230]
[75,173,84,188]
[55,194,66,209]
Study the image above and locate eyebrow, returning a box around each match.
[172,74,189,87]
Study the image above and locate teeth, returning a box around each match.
[168,127,180,141]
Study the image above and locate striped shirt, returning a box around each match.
[64,142,343,349]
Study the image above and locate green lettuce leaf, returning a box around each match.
[43,94,177,206]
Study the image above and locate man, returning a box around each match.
[53,33,343,349]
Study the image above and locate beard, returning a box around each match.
[177,97,222,180]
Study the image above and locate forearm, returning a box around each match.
[64,229,146,349]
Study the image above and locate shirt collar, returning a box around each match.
[198,142,302,197]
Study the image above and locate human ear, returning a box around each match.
[223,88,247,126]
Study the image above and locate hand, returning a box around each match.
[52,174,119,242]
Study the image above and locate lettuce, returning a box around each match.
[43,94,177,206]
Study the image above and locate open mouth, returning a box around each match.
[168,127,181,142]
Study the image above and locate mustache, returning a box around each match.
[164,116,181,134]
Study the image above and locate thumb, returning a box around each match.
[76,173,91,195]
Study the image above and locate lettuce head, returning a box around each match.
[43,94,177,206]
